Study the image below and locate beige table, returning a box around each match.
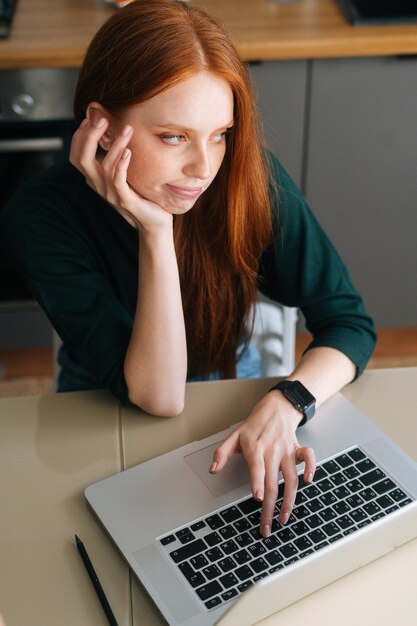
[0,390,130,626]
[0,368,416,625]
[122,368,417,626]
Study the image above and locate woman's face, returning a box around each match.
[111,71,234,215]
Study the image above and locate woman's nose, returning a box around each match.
[183,145,211,180]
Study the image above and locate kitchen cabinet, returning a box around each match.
[305,56,417,326]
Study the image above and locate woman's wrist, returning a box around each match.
[267,390,303,429]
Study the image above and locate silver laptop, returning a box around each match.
[85,392,417,626]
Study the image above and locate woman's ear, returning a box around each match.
[86,102,113,151]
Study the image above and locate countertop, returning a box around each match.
[1,0,417,70]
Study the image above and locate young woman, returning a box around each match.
[0,0,376,537]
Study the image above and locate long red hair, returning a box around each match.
[74,0,273,378]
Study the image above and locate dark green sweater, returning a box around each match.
[0,156,376,402]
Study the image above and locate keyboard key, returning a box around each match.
[222,588,238,601]
[398,498,412,507]
[330,472,347,486]
[373,478,396,495]
[346,479,363,493]
[322,521,340,537]
[234,549,252,565]
[320,492,337,507]
[248,543,266,558]
[160,534,176,546]
[178,562,205,588]
[206,514,223,530]
[220,572,239,588]
[346,494,364,509]
[170,539,206,563]
[220,540,239,555]
[176,527,193,540]
[276,528,295,542]
[322,460,340,474]
[218,557,236,573]
[312,466,328,481]
[317,478,334,492]
[305,514,322,529]
[238,580,253,592]
[205,532,222,547]
[254,573,269,582]
[263,535,280,550]
[320,507,337,521]
[237,498,261,515]
[284,556,299,566]
[220,506,242,524]
[294,490,308,504]
[376,494,394,509]
[234,518,251,533]
[248,511,261,526]
[191,520,206,532]
[206,547,223,562]
[389,488,408,502]
[202,564,221,580]
[336,514,355,530]
[307,498,324,513]
[363,502,381,516]
[266,549,284,566]
[293,504,309,519]
[190,554,208,569]
[304,485,321,499]
[299,548,314,558]
[294,535,313,551]
[235,565,253,581]
[308,528,327,544]
[359,487,377,501]
[328,533,343,543]
[334,486,350,499]
[196,580,222,601]
[205,596,222,609]
[343,466,360,479]
[372,512,386,521]
[314,541,329,551]
[334,453,353,468]
[292,521,309,536]
[333,501,350,516]
[235,532,253,548]
[356,458,376,473]
[359,468,385,487]
[350,508,367,523]
[281,543,297,558]
[348,448,366,462]
[251,557,269,573]
[219,525,237,540]
[270,565,284,574]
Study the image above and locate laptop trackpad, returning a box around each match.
[185,441,250,497]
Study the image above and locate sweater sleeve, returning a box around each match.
[0,169,131,402]
[258,154,377,378]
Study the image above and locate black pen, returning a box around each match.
[75,534,119,626]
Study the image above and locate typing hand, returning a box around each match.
[210,392,316,537]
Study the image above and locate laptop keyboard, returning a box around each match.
[159,446,413,611]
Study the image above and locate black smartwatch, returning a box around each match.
[269,380,316,427]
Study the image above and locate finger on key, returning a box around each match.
[278,461,299,525]
[260,454,280,538]
[297,446,316,484]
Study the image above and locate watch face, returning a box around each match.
[286,381,315,407]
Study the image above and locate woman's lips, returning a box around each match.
[165,183,203,199]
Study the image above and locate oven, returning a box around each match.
[0,68,78,347]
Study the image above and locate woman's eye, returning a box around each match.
[160,134,185,145]
[212,128,232,143]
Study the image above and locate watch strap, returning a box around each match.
[268,380,316,427]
